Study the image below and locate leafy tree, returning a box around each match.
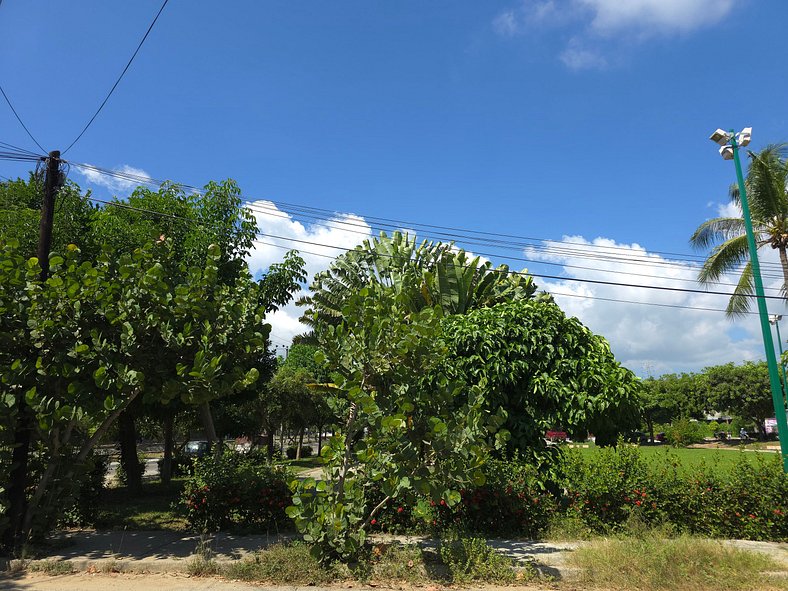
[690,145,788,316]
[0,175,96,259]
[639,373,708,441]
[0,241,265,549]
[704,362,773,435]
[298,230,539,327]
[439,300,642,450]
[289,283,504,562]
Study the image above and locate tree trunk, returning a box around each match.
[199,401,220,458]
[2,403,34,552]
[296,427,305,460]
[778,247,788,293]
[279,423,284,456]
[265,429,275,460]
[161,412,175,484]
[118,409,142,495]
[317,425,323,455]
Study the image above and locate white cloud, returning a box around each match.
[492,10,522,37]
[717,201,742,218]
[526,235,787,375]
[493,0,735,69]
[77,164,154,193]
[560,40,608,70]
[578,0,735,36]
[245,200,373,343]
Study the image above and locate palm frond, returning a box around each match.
[726,261,754,318]
[697,234,749,283]
[690,217,746,250]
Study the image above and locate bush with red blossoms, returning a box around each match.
[180,449,292,533]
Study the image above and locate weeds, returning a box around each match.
[27,560,75,575]
[569,534,788,591]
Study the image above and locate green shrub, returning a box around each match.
[59,454,108,527]
[438,535,518,584]
[115,454,145,486]
[559,444,788,541]
[367,456,555,538]
[664,419,706,447]
[180,450,292,532]
[285,445,313,459]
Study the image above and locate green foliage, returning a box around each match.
[59,454,108,528]
[181,450,292,532]
[298,230,538,328]
[570,535,786,591]
[289,282,501,562]
[664,418,706,447]
[0,238,271,545]
[440,299,643,450]
[559,444,788,541]
[704,362,773,434]
[115,454,145,487]
[438,534,518,584]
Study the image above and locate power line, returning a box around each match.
[85,195,787,306]
[0,85,46,153]
[241,200,786,291]
[62,0,170,155]
[251,237,760,317]
[65,160,788,279]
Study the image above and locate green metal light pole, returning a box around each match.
[770,315,788,403]
[713,127,788,472]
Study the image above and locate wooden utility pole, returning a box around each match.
[37,150,60,279]
[3,151,60,550]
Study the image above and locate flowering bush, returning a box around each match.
[181,449,292,533]
[559,444,788,541]
[366,457,555,538]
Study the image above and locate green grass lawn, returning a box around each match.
[567,442,773,472]
[95,478,189,531]
[284,455,323,471]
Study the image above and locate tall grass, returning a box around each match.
[569,534,787,591]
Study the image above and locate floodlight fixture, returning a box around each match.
[739,127,752,147]
[771,314,784,325]
[719,145,734,160]
[710,128,731,146]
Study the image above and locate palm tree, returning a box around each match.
[691,144,788,317]
[297,230,541,329]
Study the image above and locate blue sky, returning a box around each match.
[2,0,788,375]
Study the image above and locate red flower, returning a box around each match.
[370,519,377,525]
[440,499,446,506]
[635,500,642,506]
[397,507,404,513]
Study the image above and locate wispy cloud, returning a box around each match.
[77,164,153,193]
[493,0,736,69]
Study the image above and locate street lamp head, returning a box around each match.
[719,145,735,160]
[738,127,752,147]
[770,314,783,325]
[710,128,732,146]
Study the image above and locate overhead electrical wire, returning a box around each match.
[62,0,170,155]
[0,85,47,154]
[64,159,788,281]
[85,195,787,310]
[250,237,761,317]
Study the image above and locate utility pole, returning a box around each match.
[4,151,60,550]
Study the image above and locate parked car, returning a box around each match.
[184,440,210,458]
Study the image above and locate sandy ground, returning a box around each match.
[1,572,552,591]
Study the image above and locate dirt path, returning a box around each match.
[4,572,261,591]
[1,573,551,591]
